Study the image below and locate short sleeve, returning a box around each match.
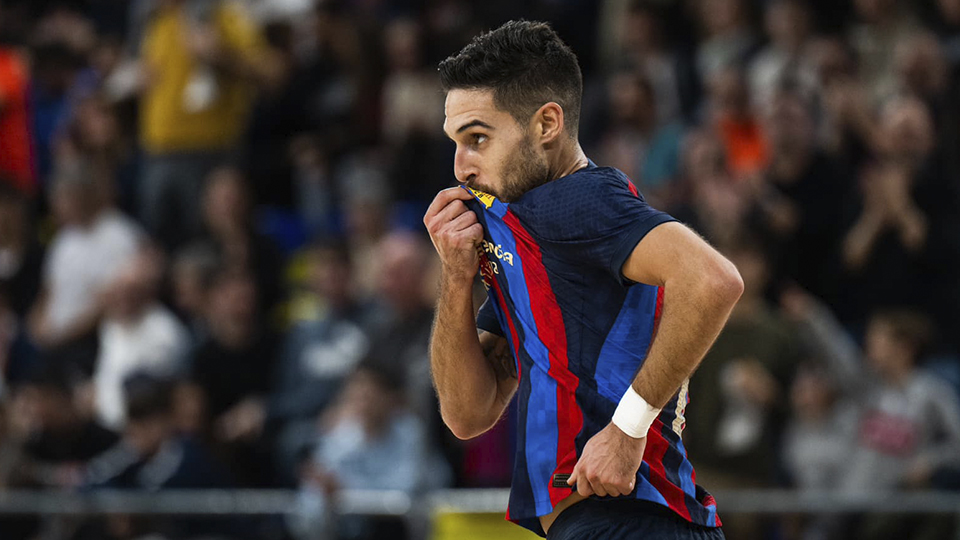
[536,171,676,285]
[476,297,503,336]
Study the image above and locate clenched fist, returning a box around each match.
[423,187,484,285]
[567,422,646,497]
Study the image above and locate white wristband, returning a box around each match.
[612,386,661,439]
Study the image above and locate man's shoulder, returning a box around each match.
[516,165,643,239]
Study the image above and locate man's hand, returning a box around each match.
[567,422,646,497]
[423,187,484,284]
[216,398,266,442]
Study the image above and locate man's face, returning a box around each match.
[443,89,550,202]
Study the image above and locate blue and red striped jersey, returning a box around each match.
[466,162,721,537]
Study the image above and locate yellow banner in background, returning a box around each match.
[432,513,540,540]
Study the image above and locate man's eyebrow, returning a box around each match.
[456,120,495,134]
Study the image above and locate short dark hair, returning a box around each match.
[872,309,935,359]
[439,20,583,135]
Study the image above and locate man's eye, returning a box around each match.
[473,134,488,145]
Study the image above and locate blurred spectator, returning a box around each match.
[839,97,960,329]
[366,231,436,421]
[808,36,877,162]
[749,91,851,303]
[290,134,338,237]
[58,95,138,212]
[784,292,960,540]
[198,165,284,314]
[781,362,858,540]
[93,247,190,430]
[597,0,688,124]
[0,293,29,396]
[0,39,35,194]
[343,157,392,299]
[28,158,142,375]
[30,40,84,186]
[268,238,370,482]
[848,0,921,104]
[895,32,949,102]
[383,17,452,203]
[303,1,370,139]
[670,129,751,247]
[684,238,801,539]
[137,0,274,250]
[685,241,800,488]
[381,18,444,146]
[84,373,242,540]
[748,0,818,111]
[290,362,448,540]
[6,364,118,490]
[0,364,118,539]
[593,68,685,206]
[170,241,221,338]
[785,295,960,492]
[189,267,278,485]
[694,0,758,82]
[242,18,298,208]
[706,66,768,179]
[782,363,857,492]
[0,182,43,319]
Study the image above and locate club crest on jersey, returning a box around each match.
[478,253,496,289]
[467,187,496,209]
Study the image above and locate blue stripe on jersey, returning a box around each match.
[636,462,670,506]
[483,212,558,518]
[658,422,689,495]
[593,284,660,403]
[674,436,698,510]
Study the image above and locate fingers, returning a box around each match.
[424,187,476,224]
[568,461,580,485]
[589,475,609,497]
[575,475,593,498]
[464,223,484,243]
[440,201,474,231]
[567,463,635,498]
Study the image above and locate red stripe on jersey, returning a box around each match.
[626,179,640,198]
[654,286,664,329]
[503,210,583,507]
[486,254,523,381]
[700,494,722,527]
[644,419,692,521]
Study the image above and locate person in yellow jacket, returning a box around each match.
[138,0,278,250]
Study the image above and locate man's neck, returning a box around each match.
[551,140,589,180]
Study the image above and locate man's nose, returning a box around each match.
[454,148,478,185]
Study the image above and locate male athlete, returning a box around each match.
[424,20,742,539]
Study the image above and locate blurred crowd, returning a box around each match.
[1,0,960,539]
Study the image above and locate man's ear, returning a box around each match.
[534,102,565,145]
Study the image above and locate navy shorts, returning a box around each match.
[546,498,726,540]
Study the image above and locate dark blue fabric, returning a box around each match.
[510,164,675,285]
[477,298,502,336]
[546,499,726,540]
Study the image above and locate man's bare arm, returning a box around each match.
[425,188,518,440]
[568,222,741,498]
[622,222,743,408]
[430,274,517,439]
